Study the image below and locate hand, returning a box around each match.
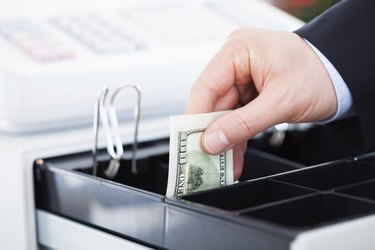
[185,28,337,180]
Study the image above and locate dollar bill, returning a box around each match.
[167,111,233,197]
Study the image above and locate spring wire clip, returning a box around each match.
[92,84,141,178]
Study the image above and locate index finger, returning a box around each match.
[185,40,251,114]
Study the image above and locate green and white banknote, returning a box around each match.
[167,111,233,197]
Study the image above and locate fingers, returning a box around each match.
[185,38,252,114]
[202,89,285,154]
[185,48,233,114]
[213,85,240,111]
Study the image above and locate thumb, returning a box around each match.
[202,91,285,154]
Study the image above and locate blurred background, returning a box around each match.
[270,0,341,22]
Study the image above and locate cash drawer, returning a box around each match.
[34,138,375,249]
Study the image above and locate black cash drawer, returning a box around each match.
[34,135,375,249]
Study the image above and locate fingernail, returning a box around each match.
[204,129,231,154]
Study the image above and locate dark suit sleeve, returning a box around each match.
[295,0,375,150]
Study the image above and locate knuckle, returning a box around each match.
[223,29,253,61]
[222,38,247,64]
[228,27,250,38]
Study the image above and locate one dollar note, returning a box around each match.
[167,111,233,197]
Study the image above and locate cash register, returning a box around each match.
[0,0,374,249]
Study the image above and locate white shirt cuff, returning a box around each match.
[304,39,355,123]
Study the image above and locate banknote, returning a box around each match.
[167,111,233,197]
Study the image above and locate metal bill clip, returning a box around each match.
[92,84,141,178]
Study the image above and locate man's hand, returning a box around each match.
[185,28,337,180]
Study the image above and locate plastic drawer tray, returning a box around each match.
[34,140,375,249]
